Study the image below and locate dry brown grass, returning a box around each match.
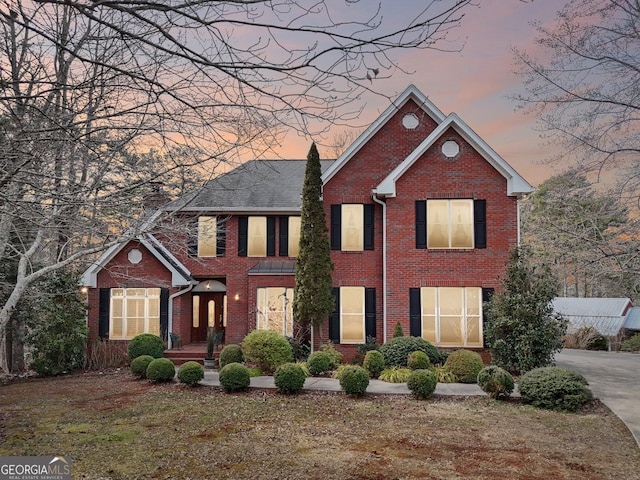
[1,370,639,479]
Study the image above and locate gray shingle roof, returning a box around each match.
[166,159,335,213]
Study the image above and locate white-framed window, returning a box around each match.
[288,216,301,257]
[110,288,160,340]
[427,199,473,249]
[198,216,218,257]
[256,287,294,336]
[248,216,267,257]
[342,204,364,251]
[340,286,365,344]
[419,287,482,347]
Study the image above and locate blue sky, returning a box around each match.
[280,0,563,187]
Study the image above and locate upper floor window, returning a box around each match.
[409,286,483,347]
[238,216,276,257]
[279,216,301,257]
[415,199,486,249]
[189,216,226,257]
[330,204,375,251]
[110,288,160,340]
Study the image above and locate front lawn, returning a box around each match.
[1,370,638,479]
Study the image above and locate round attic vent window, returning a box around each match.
[402,113,419,130]
[442,140,460,158]
[128,248,143,264]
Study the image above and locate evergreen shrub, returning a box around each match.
[363,350,385,378]
[131,355,155,378]
[339,365,369,396]
[241,330,293,374]
[518,367,593,412]
[444,349,484,383]
[146,358,176,382]
[128,333,165,360]
[407,369,437,399]
[477,365,514,399]
[407,351,430,370]
[177,361,204,386]
[392,322,404,338]
[219,344,244,368]
[219,362,251,393]
[621,333,640,353]
[319,342,343,368]
[274,363,307,395]
[379,336,439,367]
[307,351,334,376]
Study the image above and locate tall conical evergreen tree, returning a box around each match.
[293,143,334,339]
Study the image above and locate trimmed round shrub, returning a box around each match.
[219,344,244,369]
[477,365,514,399]
[219,362,251,393]
[307,351,334,376]
[518,367,593,412]
[131,355,155,378]
[363,350,385,378]
[444,349,484,383]
[620,333,640,353]
[379,336,439,367]
[177,361,204,386]
[128,333,165,360]
[339,365,370,396]
[407,351,430,370]
[274,362,307,395]
[407,369,437,399]
[241,330,293,374]
[146,358,176,382]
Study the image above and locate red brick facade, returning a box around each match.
[83,85,532,359]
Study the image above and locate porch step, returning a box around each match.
[163,346,221,366]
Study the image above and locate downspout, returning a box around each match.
[168,284,194,348]
[371,192,387,344]
[516,195,525,246]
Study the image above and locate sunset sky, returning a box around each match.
[281,0,564,187]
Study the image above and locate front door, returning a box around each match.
[191,293,225,342]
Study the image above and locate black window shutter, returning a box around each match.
[409,288,422,337]
[187,218,198,256]
[330,204,341,250]
[279,216,289,256]
[415,200,427,249]
[216,218,226,256]
[364,204,375,250]
[365,287,376,338]
[329,287,340,343]
[474,199,487,249]
[160,288,169,341]
[267,217,276,256]
[238,216,248,256]
[482,287,494,304]
[98,288,110,339]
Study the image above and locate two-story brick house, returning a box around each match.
[81,85,534,359]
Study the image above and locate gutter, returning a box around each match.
[168,283,195,348]
[371,191,387,344]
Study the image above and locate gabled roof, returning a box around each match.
[551,297,633,337]
[80,235,193,288]
[321,84,447,185]
[167,159,334,214]
[375,113,534,198]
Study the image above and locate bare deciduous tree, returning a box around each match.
[513,0,640,177]
[0,0,475,372]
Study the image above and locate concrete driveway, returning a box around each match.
[555,349,640,447]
